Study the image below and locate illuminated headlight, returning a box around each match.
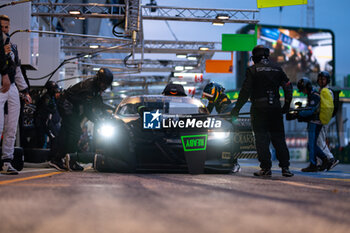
[208,131,231,140]
[97,123,116,138]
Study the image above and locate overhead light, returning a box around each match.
[216,13,229,20]
[175,66,184,71]
[199,47,209,51]
[184,66,194,70]
[176,54,187,58]
[173,81,187,85]
[76,16,85,20]
[212,21,225,26]
[93,67,100,71]
[173,73,202,78]
[187,55,197,61]
[69,10,81,15]
[89,45,99,49]
[84,54,91,58]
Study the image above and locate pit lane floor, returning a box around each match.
[0,160,349,233]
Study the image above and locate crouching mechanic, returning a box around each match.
[49,68,113,171]
[230,45,293,177]
[202,82,241,173]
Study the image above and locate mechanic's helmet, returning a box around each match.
[297,77,313,93]
[252,45,270,63]
[45,81,60,96]
[317,71,331,86]
[202,82,224,102]
[96,68,113,91]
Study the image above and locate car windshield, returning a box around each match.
[116,96,209,116]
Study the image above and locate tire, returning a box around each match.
[23,148,51,163]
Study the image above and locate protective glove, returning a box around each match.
[231,107,240,122]
[286,112,298,121]
[281,101,291,114]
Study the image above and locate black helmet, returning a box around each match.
[317,71,331,85]
[45,81,60,96]
[96,68,113,90]
[252,45,270,63]
[297,77,313,93]
[202,82,224,102]
[162,83,187,96]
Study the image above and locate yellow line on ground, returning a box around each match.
[325,178,350,182]
[277,180,329,190]
[0,172,63,185]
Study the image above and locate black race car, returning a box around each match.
[93,95,256,174]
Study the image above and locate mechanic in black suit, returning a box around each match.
[231,45,293,177]
[202,82,241,173]
[49,68,113,171]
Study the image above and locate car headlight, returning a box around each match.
[208,131,231,140]
[97,123,116,138]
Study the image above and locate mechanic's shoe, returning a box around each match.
[301,163,318,172]
[65,154,84,171]
[281,167,294,177]
[318,157,332,172]
[254,169,272,177]
[232,163,241,173]
[327,158,339,171]
[1,162,19,175]
[49,159,67,171]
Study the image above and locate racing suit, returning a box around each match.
[232,58,293,171]
[298,89,328,168]
[51,78,107,162]
[0,42,29,163]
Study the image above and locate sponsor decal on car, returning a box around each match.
[181,134,208,152]
[143,110,222,129]
[143,110,162,129]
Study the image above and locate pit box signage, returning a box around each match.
[181,134,208,152]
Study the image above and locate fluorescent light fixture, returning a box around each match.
[89,45,99,49]
[69,10,81,15]
[184,66,194,70]
[187,55,197,61]
[176,54,187,58]
[199,47,209,51]
[175,66,184,71]
[216,13,229,20]
[92,67,100,71]
[212,21,225,26]
[112,81,120,86]
[76,17,85,20]
[173,81,187,85]
[173,73,203,78]
[120,94,127,98]
[84,55,91,58]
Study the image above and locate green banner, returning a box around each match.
[181,135,208,152]
[227,89,350,100]
[222,25,257,51]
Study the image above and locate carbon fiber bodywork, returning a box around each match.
[95,95,256,173]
